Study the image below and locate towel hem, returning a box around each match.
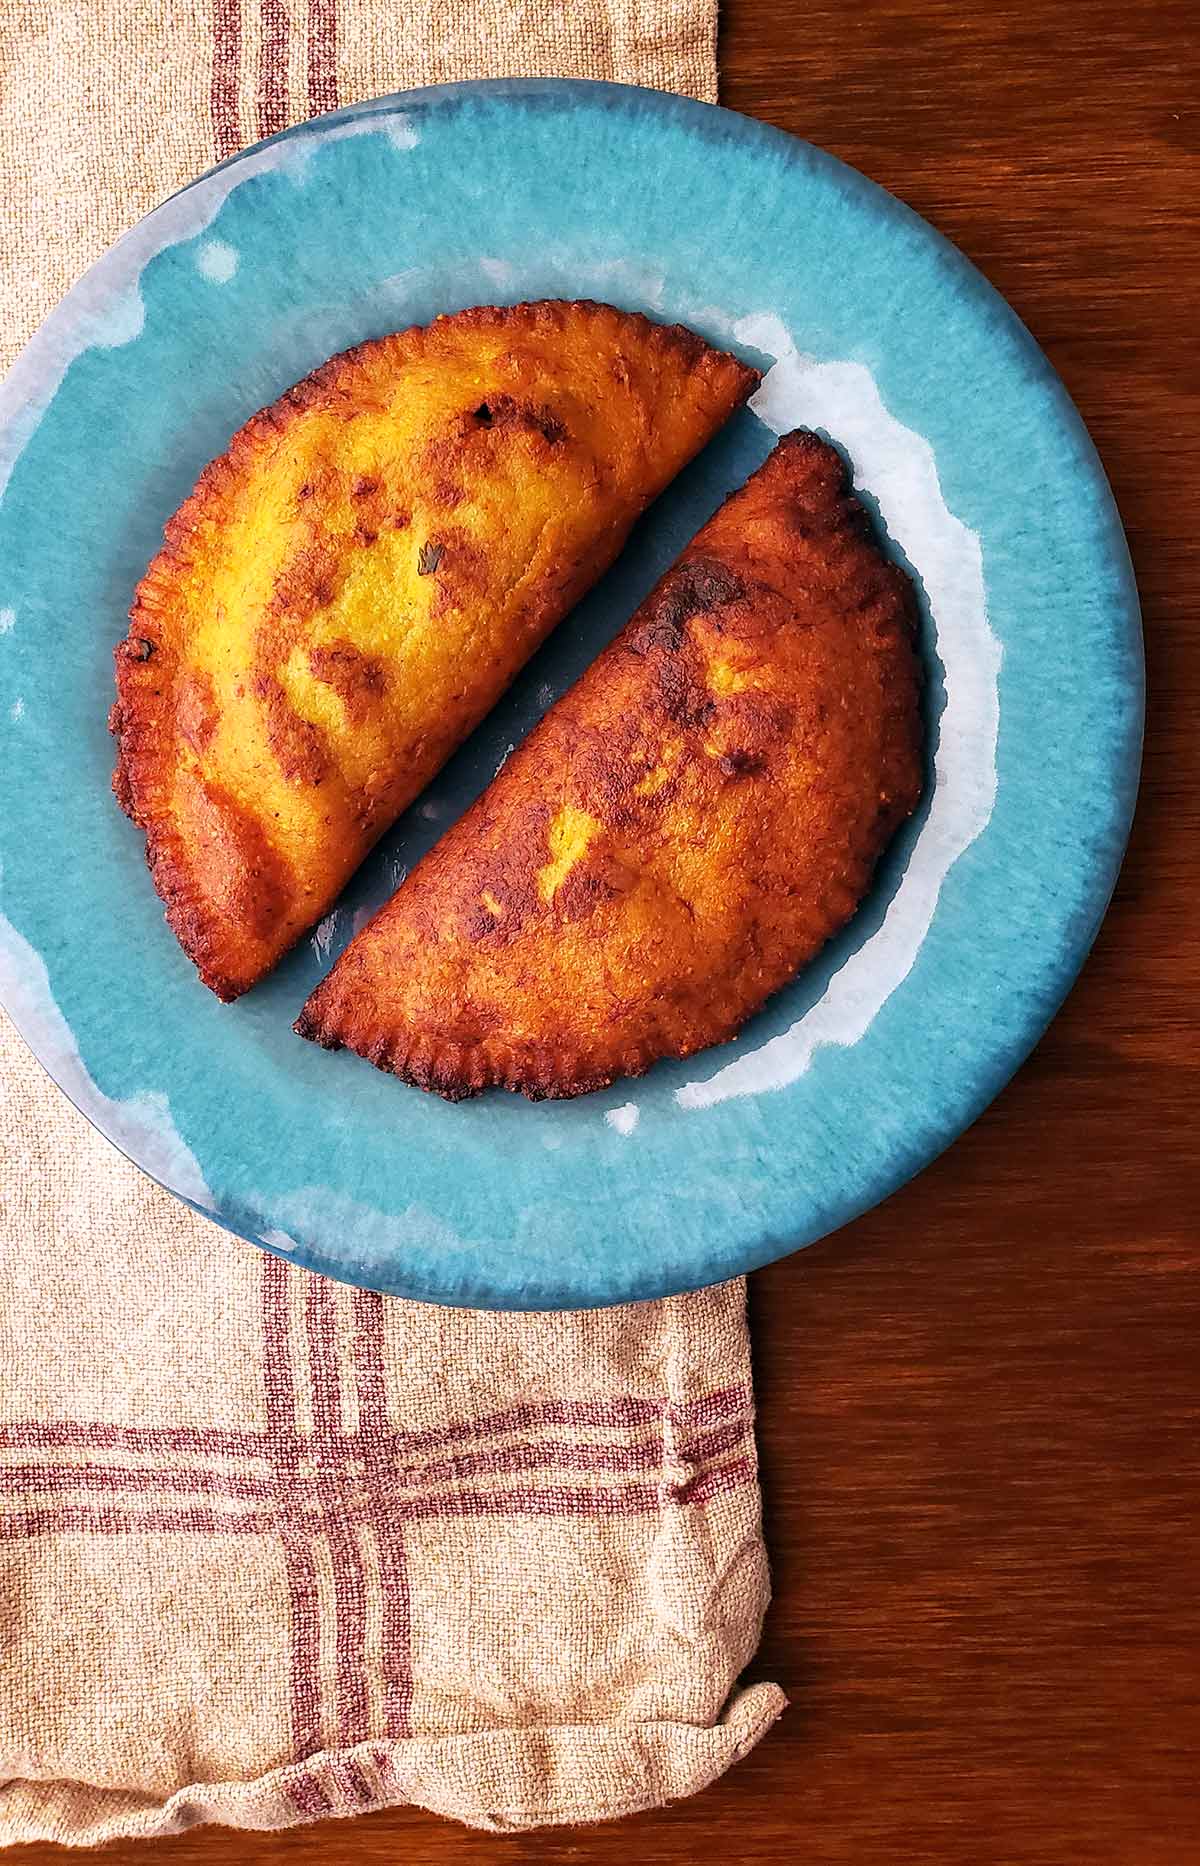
[0,1682,786,1844]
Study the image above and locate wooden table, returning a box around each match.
[24,2,1198,1860]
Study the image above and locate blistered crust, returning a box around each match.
[111,301,757,999]
[296,432,925,1097]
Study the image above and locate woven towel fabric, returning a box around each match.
[0,0,782,1844]
[0,0,717,379]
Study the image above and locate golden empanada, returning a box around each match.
[111,301,756,998]
[296,432,924,1099]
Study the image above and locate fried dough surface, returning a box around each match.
[111,302,756,998]
[297,432,924,1099]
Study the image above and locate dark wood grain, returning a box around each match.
[20,4,1199,1860]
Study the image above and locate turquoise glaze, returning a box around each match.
[0,81,1142,1308]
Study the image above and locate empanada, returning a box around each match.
[296,432,924,1098]
[111,302,756,998]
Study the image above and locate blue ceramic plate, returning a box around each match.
[0,80,1141,1308]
